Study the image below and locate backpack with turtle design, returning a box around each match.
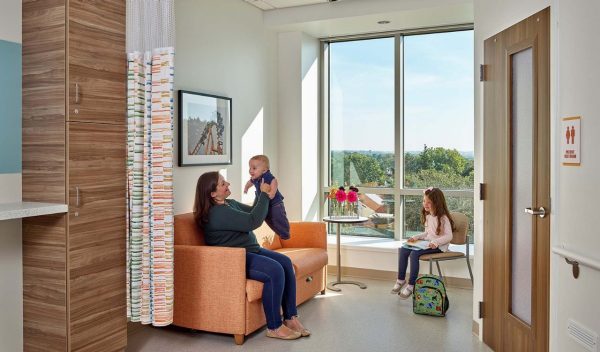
[412,274,450,317]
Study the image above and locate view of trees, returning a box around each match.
[330,145,474,241]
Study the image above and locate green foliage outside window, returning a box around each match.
[330,145,474,242]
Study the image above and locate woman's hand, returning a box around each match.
[259,179,271,194]
[407,236,418,243]
[428,241,439,249]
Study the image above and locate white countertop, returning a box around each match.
[0,202,68,221]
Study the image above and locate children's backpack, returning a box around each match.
[412,274,450,317]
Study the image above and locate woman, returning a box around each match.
[194,171,310,340]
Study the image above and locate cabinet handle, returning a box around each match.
[75,83,80,104]
[75,186,80,207]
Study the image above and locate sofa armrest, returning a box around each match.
[174,245,247,332]
[282,222,327,249]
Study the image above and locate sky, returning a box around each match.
[329,30,474,152]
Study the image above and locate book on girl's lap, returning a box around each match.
[402,240,430,250]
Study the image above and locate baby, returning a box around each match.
[244,155,290,240]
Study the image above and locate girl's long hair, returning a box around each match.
[194,171,220,226]
[421,187,455,235]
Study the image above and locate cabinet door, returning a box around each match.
[68,0,125,125]
[68,122,126,351]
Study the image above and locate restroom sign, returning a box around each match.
[561,116,581,166]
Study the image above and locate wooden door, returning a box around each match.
[68,0,126,125]
[482,7,550,352]
[68,122,126,351]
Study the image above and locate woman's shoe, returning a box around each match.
[391,281,405,294]
[284,317,311,337]
[266,325,301,340]
[398,285,414,300]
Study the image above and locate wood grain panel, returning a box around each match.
[483,7,550,352]
[22,214,67,352]
[23,0,127,350]
[22,0,66,204]
[68,0,126,125]
[68,122,126,351]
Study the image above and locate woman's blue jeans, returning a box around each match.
[397,246,442,285]
[246,248,297,330]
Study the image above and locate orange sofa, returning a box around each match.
[172,213,328,344]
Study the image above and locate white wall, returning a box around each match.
[551,1,600,350]
[173,0,278,214]
[0,0,21,43]
[276,31,320,221]
[0,0,22,351]
[475,1,600,350]
[276,32,303,219]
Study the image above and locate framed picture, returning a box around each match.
[178,90,232,166]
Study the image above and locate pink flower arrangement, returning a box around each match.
[335,188,347,203]
[328,185,360,218]
[347,190,358,203]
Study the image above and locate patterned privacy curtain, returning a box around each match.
[126,0,175,326]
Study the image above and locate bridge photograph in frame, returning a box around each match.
[178,90,232,166]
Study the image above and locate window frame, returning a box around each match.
[319,25,475,241]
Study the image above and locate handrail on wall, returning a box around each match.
[552,246,600,279]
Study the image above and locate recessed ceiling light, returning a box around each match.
[377,20,390,25]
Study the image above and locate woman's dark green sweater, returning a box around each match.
[203,192,270,253]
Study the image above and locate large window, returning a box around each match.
[323,29,474,241]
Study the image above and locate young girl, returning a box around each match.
[392,187,455,299]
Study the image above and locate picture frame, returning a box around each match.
[178,90,232,166]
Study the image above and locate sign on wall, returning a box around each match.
[561,116,581,166]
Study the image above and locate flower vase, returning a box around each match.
[346,202,358,219]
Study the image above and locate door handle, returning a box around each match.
[75,83,80,104]
[524,207,546,218]
[73,186,80,217]
[75,186,80,207]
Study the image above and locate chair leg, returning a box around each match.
[436,261,445,283]
[429,259,433,274]
[466,257,474,285]
[234,334,245,345]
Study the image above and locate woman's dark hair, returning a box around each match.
[421,187,455,235]
[194,171,220,226]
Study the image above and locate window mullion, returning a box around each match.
[395,34,404,241]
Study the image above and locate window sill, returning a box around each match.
[326,234,474,259]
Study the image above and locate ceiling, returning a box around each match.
[243,0,334,11]
[243,0,473,38]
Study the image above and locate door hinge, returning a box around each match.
[479,183,485,200]
[480,64,487,81]
[479,301,484,319]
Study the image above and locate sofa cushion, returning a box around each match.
[174,213,205,246]
[254,223,282,250]
[276,248,328,279]
[245,248,327,303]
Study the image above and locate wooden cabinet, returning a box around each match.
[68,123,126,351]
[22,0,126,351]
[68,0,125,124]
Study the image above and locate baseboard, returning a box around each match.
[472,320,479,336]
[327,265,473,289]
